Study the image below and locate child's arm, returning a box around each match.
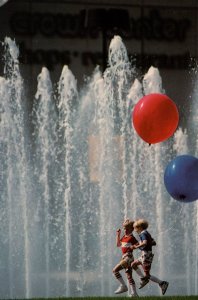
[130,236,139,250]
[116,229,121,247]
[132,238,156,249]
[131,240,147,249]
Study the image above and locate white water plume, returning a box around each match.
[0,37,30,298]
[0,35,198,299]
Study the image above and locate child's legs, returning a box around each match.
[150,274,162,284]
[141,252,154,277]
[112,263,126,285]
[131,258,142,271]
[113,263,124,274]
[131,259,145,278]
[125,267,138,295]
[113,255,134,286]
[125,267,135,285]
[142,262,151,277]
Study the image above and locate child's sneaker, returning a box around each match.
[159,281,169,295]
[139,276,150,289]
[114,285,128,294]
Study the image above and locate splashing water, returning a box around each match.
[0,37,30,298]
[0,35,198,298]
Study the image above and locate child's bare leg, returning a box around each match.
[132,260,149,289]
[131,260,144,278]
[113,263,128,293]
[142,263,151,278]
[150,275,162,283]
[125,267,138,296]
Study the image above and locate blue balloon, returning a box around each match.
[164,155,198,202]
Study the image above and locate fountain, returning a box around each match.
[0,35,198,298]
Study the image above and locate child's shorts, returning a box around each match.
[138,251,154,266]
[120,253,134,269]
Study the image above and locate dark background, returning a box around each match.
[0,0,198,128]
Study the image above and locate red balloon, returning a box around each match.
[132,93,179,144]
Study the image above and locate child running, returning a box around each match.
[131,218,169,295]
[112,219,144,297]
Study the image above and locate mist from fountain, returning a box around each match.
[0,35,198,298]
